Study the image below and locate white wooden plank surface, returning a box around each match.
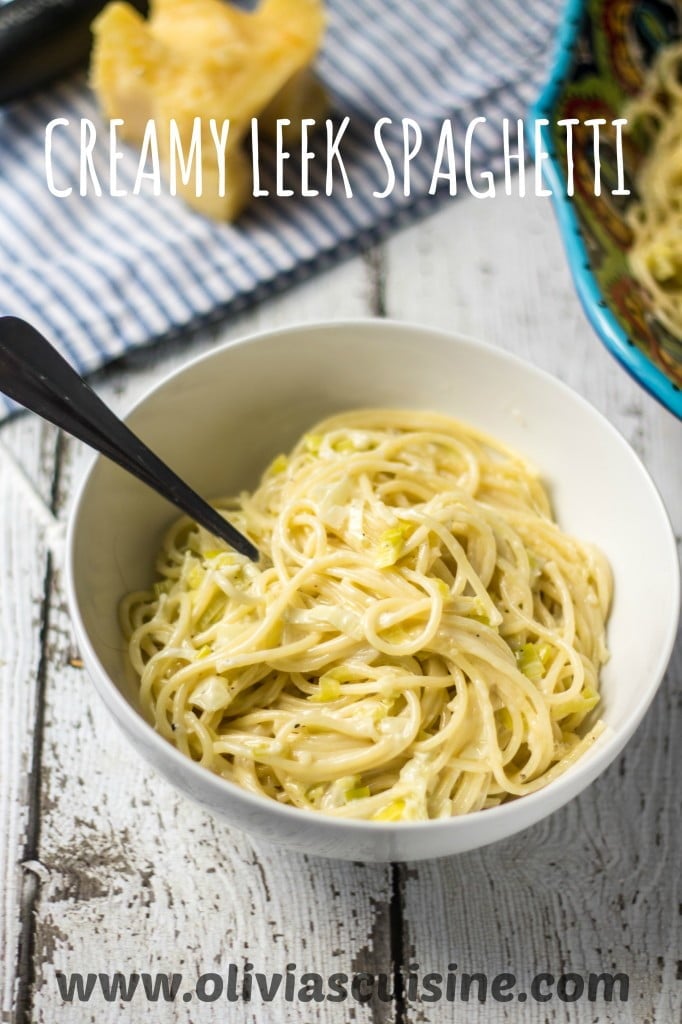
[0,187,679,1024]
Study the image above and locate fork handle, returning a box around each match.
[0,317,259,561]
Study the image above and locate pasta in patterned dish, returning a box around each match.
[121,409,611,821]
[627,41,682,341]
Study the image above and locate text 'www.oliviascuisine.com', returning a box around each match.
[54,964,630,1006]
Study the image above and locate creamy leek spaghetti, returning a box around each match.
[626,41,682,339]
[121,410,612,821]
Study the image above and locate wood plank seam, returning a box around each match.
[0,417,59,1021]
[48,432,65,523]
[389,863,406,1024]
[367,247,388,319]
[12,553,53,1024]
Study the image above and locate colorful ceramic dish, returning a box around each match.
[532,0,682,418]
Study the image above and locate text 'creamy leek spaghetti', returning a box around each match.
[627,41,682,339]
[121,410,612,821]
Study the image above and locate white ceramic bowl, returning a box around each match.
[66,320,680,861]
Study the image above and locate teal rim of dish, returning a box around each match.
[528,0,682,420]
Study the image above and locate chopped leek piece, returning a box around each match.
[553,684,600,718]
[310,674,342,702]
[375,522,413,568]
[469,596,491,626]
[196,644,212,659]
[515,643,545,681]
[267,454,288,476]
[187,564,204,589]
[346,785,371,801]
[372,799,405,821]
[325,775,359,807]
[206,551,238,570]
[316,477,353,527]
[190,675,231,713]
[537,641,554,667]
[197,594,227,630]
[289,604,363,638]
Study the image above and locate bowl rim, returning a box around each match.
[529,0,682,420]
[64,317,681,838]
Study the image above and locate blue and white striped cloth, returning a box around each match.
[0,0,562,420]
